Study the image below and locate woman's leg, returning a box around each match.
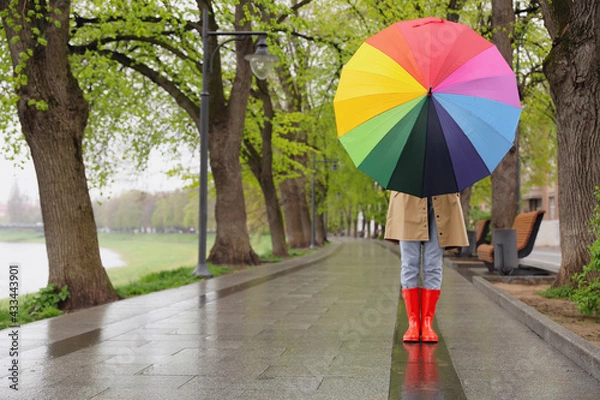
[421,208,443,342]
[400,240,421,289]
[400,240,422,341]
[422,208,443,289]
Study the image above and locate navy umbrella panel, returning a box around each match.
[432,99,491,190]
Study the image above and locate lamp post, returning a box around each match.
[310,153,337,249]
[193,8,278,277]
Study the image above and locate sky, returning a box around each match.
[0,150,195,205]
[0,157,38,205]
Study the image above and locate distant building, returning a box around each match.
[521,181,559,246]
[521,182,559,220]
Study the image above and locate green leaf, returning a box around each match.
[35,100,48,111]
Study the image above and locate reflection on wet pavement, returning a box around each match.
[388,299,466,399]
[401,343,442,397]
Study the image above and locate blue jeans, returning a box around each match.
[399,203,443,290]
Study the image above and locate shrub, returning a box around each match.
[0,284,70,329]
[572,187,600,317]
[538,285,574,300]
[22,284,70,317]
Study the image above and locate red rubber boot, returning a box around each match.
[402,288,420,342]
[421,288,441,343]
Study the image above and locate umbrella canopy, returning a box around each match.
[334,17,522,197]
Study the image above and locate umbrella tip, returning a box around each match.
[427,86,433,97]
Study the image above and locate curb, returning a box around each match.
[472,275,600,382]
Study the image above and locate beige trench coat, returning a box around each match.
[384,191,468,248]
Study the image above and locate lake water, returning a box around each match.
[0,242,126,296]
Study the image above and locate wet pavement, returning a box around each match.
[1,239,599,399]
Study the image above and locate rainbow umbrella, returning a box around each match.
[334,17,522,197]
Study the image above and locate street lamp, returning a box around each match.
[310,153,337,249]
[193,8,278,278]
[245,36,278,80]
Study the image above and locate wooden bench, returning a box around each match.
[447,218,490,257]
[477,210,545,274]
[474,218,491,248]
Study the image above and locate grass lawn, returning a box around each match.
[103,232,274,286]
[0,229,46,243]
[100,232,205,286]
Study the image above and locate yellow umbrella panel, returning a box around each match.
[333,42,427,137]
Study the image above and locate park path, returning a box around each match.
[0,238,598,399]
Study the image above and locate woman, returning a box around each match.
[385,191,468,342]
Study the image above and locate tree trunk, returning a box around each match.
[490,0,519,229]
[273,29,312,249]
[281,177,311,248]
[539,0,600,286]
[1,0,119,310]
[209,130,260,266]
[316,214,325,245]
[298,177,312,243]
[314,178,328,246]
[245,80,289,257]
[460,186,472,226]
[346,211,352,237]
[446,0,464,23]
[253,162,289,257]
[205,1,259,266]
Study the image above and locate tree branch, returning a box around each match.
[70,35,202,72]
[71,48,200,127]
[72,13,201,33]
[275,0,315,24]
